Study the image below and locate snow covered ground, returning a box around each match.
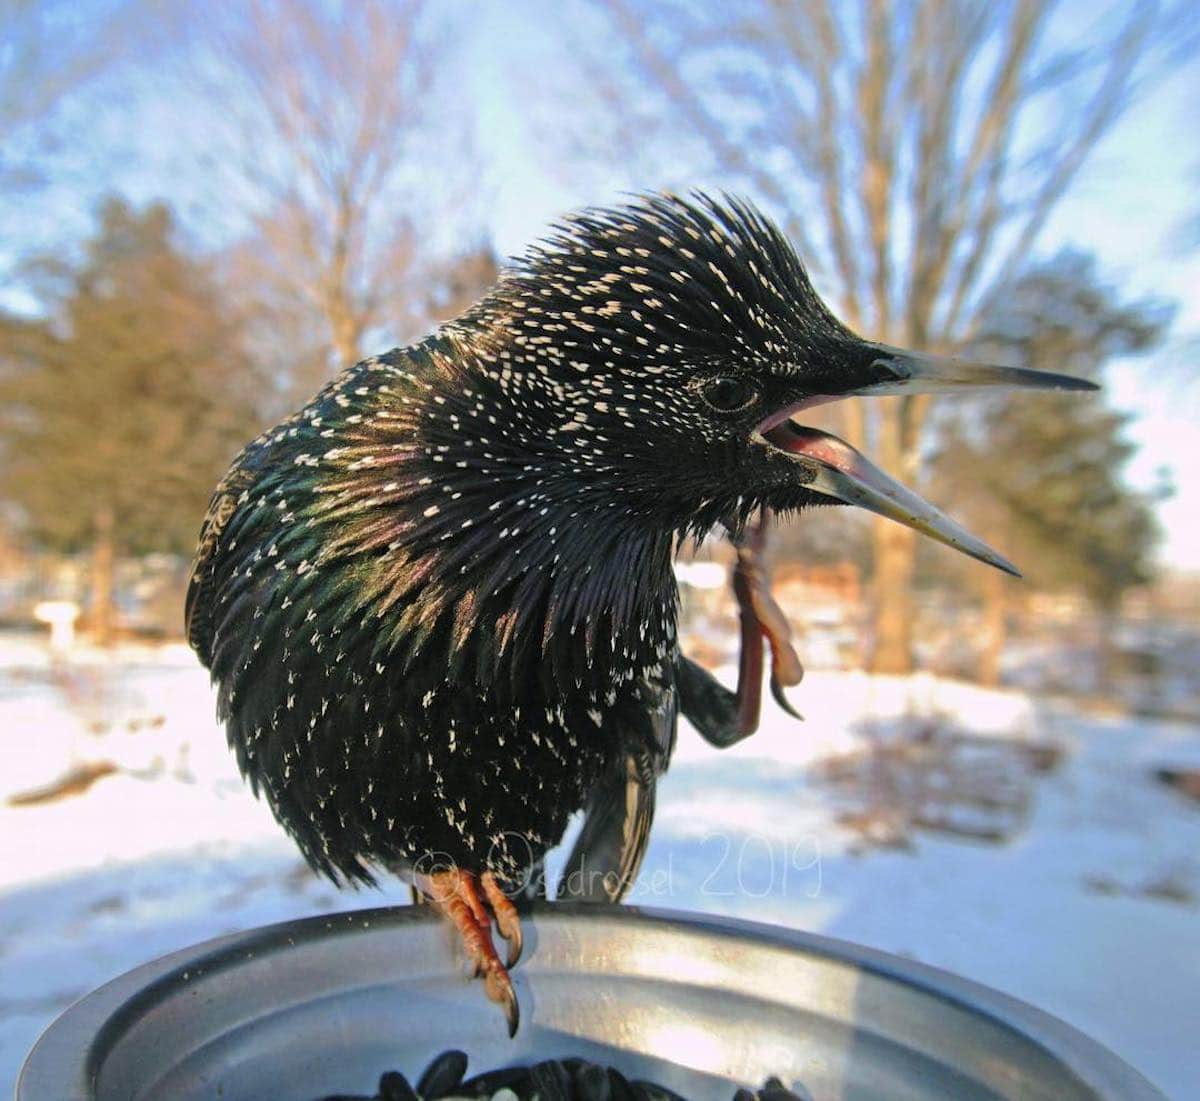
[1,638,1197,1099]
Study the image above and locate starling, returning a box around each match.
[186,193,1094,1033]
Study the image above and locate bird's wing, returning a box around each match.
[675,653,746,747]
[556,669,677,903]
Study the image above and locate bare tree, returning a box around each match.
[0,0,139,213]
[584,0,1186,671]
[180,0,436,382]
[426,243,501,326]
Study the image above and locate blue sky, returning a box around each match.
[10,0,1199,570]
[475,3,1200,571]
[1031,60,1198,571]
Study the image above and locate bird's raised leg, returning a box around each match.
[415,868,520,1036]
[680,512,804,748]
[733,513,805,724]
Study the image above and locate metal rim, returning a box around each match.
[17,903,1164,1101]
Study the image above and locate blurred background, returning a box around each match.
[0,0,1197,1096]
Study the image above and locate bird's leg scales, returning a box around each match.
[732,514,805,730]
[416,869,520,1037]
[482,870,523,968]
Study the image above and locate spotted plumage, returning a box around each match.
[187,194,847,883]
[188,192,1094,1026]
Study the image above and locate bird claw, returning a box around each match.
[482,871,523,968]
[486,967,520,1038]
[417,869,524,1036]
[733,513,805,728]
[771,674,804,721]
[502,927,522,970]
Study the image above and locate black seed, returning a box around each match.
[757,1077,806,1101]
[605,1067,639,1101]
[377,1071,417,1101]
[574,1062,611,1101]
[315,1052,808,1101]
[416,1049,469,1097]
[632,1081,688,1101]
[459,1064,529,1096]
[530,1059,572,1101]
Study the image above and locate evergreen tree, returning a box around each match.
[0,197,265,641]
[930,252,1171,683]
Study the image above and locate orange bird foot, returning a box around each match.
[416,868,523,1036]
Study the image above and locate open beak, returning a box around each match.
[762,420,1021,576]
[757,346,1098,577]
[854,343,1100,397]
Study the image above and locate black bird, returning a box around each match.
[186,193,1094,1032]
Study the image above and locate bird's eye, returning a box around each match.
[701,376,760,413]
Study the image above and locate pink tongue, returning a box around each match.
[764,421,857,473]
